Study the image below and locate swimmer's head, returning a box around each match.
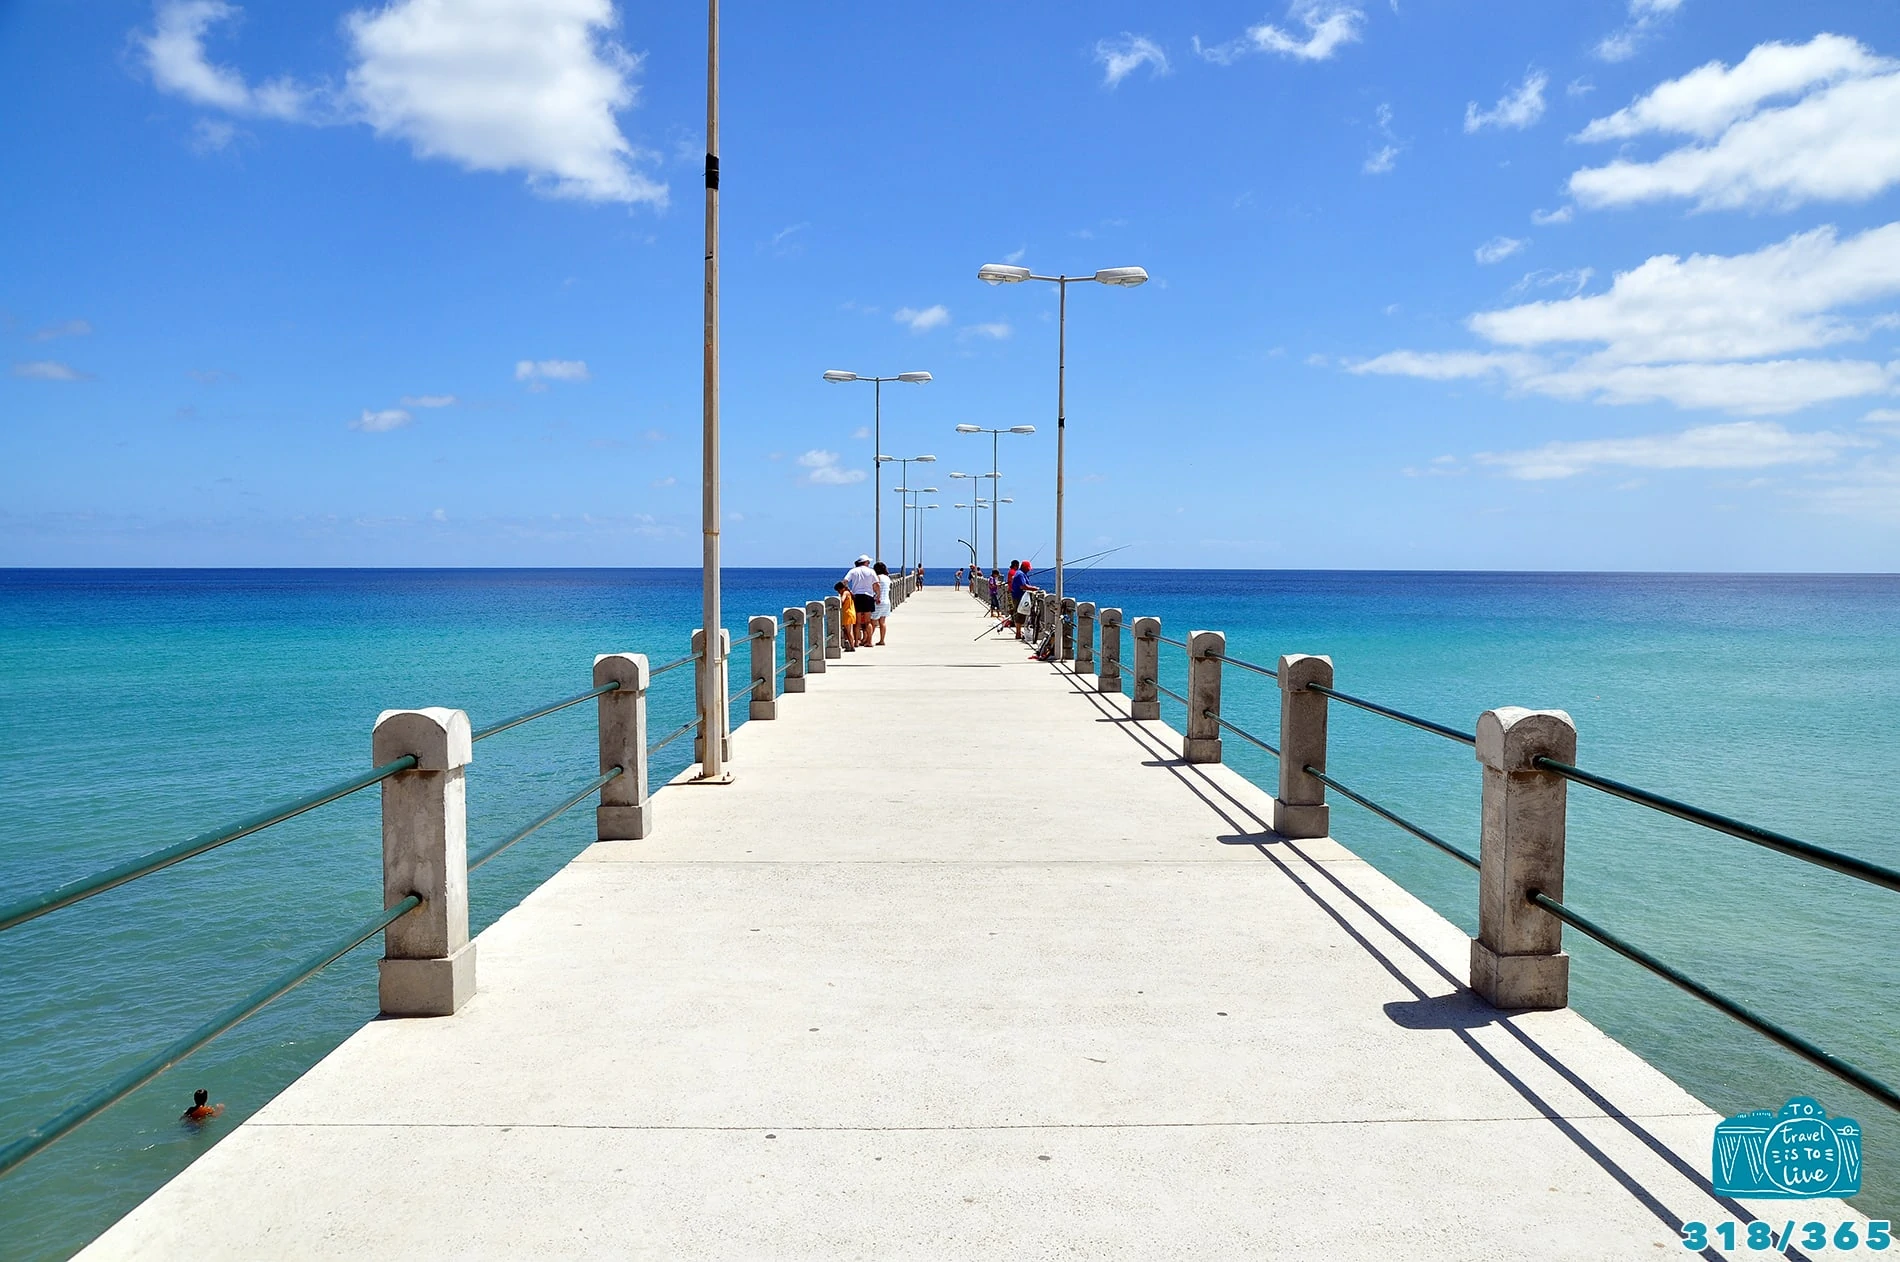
[194,1089,208,1107]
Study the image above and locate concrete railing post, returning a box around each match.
[1074,602,1096,673]
[823,595,843,659]
[805,600,827,675]
[1058,597,1076,661]
[594,654,652,841]
[748,615,778,720]
[1273,655,1332,839]
[1097,608,1123,693]
[1131,617,1160,720]
[1471,707,1576,1010]
[1184,631,1225,764]
[782,606,807,694]
[692,628,732,765]
[374,707,475,1017]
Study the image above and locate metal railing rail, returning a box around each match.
[0,755,419,937]
[1529,890,1900,1114]
[1204,710,1279,758]
[1532,757,1900,896]
[650,652,699,679]
[472,682,619,743]
[1306,683,1476,748]
[469,768,624,873]
[1205,649,1277,679]
[648,716,699,757]
[0,892,422,1179]
[1306,763,1479,871]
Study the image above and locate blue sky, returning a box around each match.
[4,0,1900,570]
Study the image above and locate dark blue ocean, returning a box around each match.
[1,568,1896,1256]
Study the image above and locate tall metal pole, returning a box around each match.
[1055,278,1067,611]
[873,378,883,562]
[990,432,1000,574]
[698,0,724,781]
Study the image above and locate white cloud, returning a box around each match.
[1864,408,1900,425]
[1471,223,1900,364]
[137,1,316,120]
[346,0,664,205]
[1594,0,1686,64]
[31,319,92,341]
[430,507,447,521]
[1477,420,1863,480]
[1095,33,1169,87]
[797,450,866,485]
[1509,268,1595,298]
[959,322,1012,341]
[1475,236,1527,265]
[893,305,951,334]
[1363,145,1397,175]
[1570,36,1900,212]
[11,360,89,381]
[515,358,590,382]
[650,475,676,487]
[1003,246,1026,264]
[1351,221,1900,415]
[1465,69,1547,133]
[1531,205,1573,225]
[136,0,665,206]
[852,426,872,440]
[400,393,457,407]
[349,407,412,432]
[1195,1,1364,65]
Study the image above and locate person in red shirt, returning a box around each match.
[181,1088,224,1125]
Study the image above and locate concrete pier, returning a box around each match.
[82,590,1860,1259]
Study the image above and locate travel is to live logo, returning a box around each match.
[1713,1097,1862,1199]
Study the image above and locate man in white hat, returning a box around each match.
[844,555,878,648]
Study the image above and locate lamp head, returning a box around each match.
[896,371,932,383]
[822,370,858,382]
[998,497,1015,504]
[1008,425,1036,434]
[978,264,1032,285]
[876,454,896,463]
[1093,266,1149,287]
[954,424,982,433]
[922,487,939,494]
[915,454,936,462]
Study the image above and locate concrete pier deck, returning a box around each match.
[83,590,1854,1259]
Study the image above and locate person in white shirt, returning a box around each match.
[871,561,893,645]
[844,555,878,648]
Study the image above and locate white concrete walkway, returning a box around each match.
[83,589,1854,1259]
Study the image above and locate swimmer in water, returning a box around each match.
[181,1088,224,1123]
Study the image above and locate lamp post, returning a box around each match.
[948,469,1000,569]
[974,263,1147,616]
[952,424,1035,576]
[876,453,934,569]
[979,496,1012,573]
[698,0,725,781]
[916,502,939,572]
[822,370,931,562]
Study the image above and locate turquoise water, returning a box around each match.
[1,569,1896,1255]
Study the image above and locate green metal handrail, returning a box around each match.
[1205,650,1278,680]
[1154,682,1188,708]
[472,682,618,743]
[1529,890,1900,1114]
[1306,763,1478,870]
[648,716,699,757]
[1533,757,1900,896]
[0,755,419,937]
[1203,710,1279,758]
[650,653,698,678]
[1306,683,1476,748]
[0,892,421,1180]
[468,768,623,872]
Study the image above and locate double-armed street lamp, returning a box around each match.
[975,262,1148,614]
[877,454,934,567]
[951,423,1035,575]
[889,484,939,573]
[822,369,931,561]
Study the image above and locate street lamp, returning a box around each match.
[889,483,938,573]
[876,453,934,568]
[916,502,939,572]
[953,503,980,570]
[975,262,1147,616]
[952,423,1035,575]
[822,369,931,561]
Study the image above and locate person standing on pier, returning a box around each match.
[872,561,892,646]
[834,580,857,652]
[845,555,877,648]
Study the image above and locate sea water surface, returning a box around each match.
[1,568,1895,1256]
